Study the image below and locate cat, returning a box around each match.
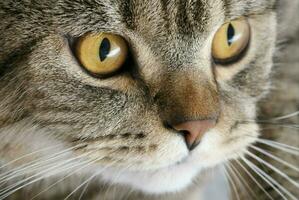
[0,0,298,199]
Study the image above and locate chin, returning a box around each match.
[100,159,201,194]
[99,127,259,195]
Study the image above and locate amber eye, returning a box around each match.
[75,33,128,77]
[212,18,250,64]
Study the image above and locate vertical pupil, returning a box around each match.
[99,38,111,61]
[227,23,235,46]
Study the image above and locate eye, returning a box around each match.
[75,33,128,77]
[212,18,250,65]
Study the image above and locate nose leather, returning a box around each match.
[173,120,216,150]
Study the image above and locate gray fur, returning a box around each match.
[0,0,298,199]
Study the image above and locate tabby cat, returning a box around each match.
[0,0,298,199]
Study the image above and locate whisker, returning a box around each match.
[234,159,274,200]
[220,166,232,200]
[239,111,299,123]
[0,145,82,183]
[245,151,299,188]
[269,111,299,121]
[0,151,93,199]
[259,127,299,132]
[241,133,299,155]
[103,162,135,199]
[1,158,93,200]
[29,160,92,200]
[101,156,140,198]
[0,144,62,171]
[0,149,80,189]
[242,157,297,200]
[223,166,240,200]
[240,121,299,128]
[255,138,299,155]
[78,178,92,200]
[225,164,249,199]
[30,152,119,200]
[250,145,299,172]
[256,123,299,129]
[64,172,99,200]
[228,162,257,199]
[64,157,121,200]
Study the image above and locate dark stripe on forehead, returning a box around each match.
[192,0,209,31]
[175,0,210,34]
[175,0,191,34]
[118,0,136,30]
[117,0,211,34]
[159,0,171,32]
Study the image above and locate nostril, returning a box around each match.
[179,130,200,150]
[179,130,190,135]
[171,119,216,151]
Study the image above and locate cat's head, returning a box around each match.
[0,0,276,194]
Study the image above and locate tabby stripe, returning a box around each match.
[118,0,135,30]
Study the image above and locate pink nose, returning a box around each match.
[173,120,216,150]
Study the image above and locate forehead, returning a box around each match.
[51,0,275,32]
[103,0,275,28]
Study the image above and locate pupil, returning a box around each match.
[99,38,111,61]
[227,23,235,46]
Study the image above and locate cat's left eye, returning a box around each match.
[75,33,128,77]
[212,18,250,65]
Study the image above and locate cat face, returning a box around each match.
[0,0,276,194]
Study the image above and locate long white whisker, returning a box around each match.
[270,111,299,121]
[1,157,93,200]
[0,145,82,183]
[250,145,299,172]
[258,124,299,129]
[64,173,99,200]
[0,144,62,171]
[225,164,249,199]
[245,151,299,188]
[240,111,299,123]
[228,162,257,199]
[236,129,299,155]
[257,139,299,151]
[102,159,136,198]
[254,139,299,156]
[0,147,81,190]
[0,151,93,198]
[223,166,240,200]
[29,158,94,200]
[242,157,297,200]
[64,158,121,200]
[30,151,119,200]
[234,159,274,200]
[78,178,92,200]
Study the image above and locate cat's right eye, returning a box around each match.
[212,18,251,65]
[75,33,128,77]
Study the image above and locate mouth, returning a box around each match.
[174,155,190,166]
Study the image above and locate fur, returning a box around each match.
[0,0,298,199]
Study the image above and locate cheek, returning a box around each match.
[192,124,259,168]
[189,98,259,166]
